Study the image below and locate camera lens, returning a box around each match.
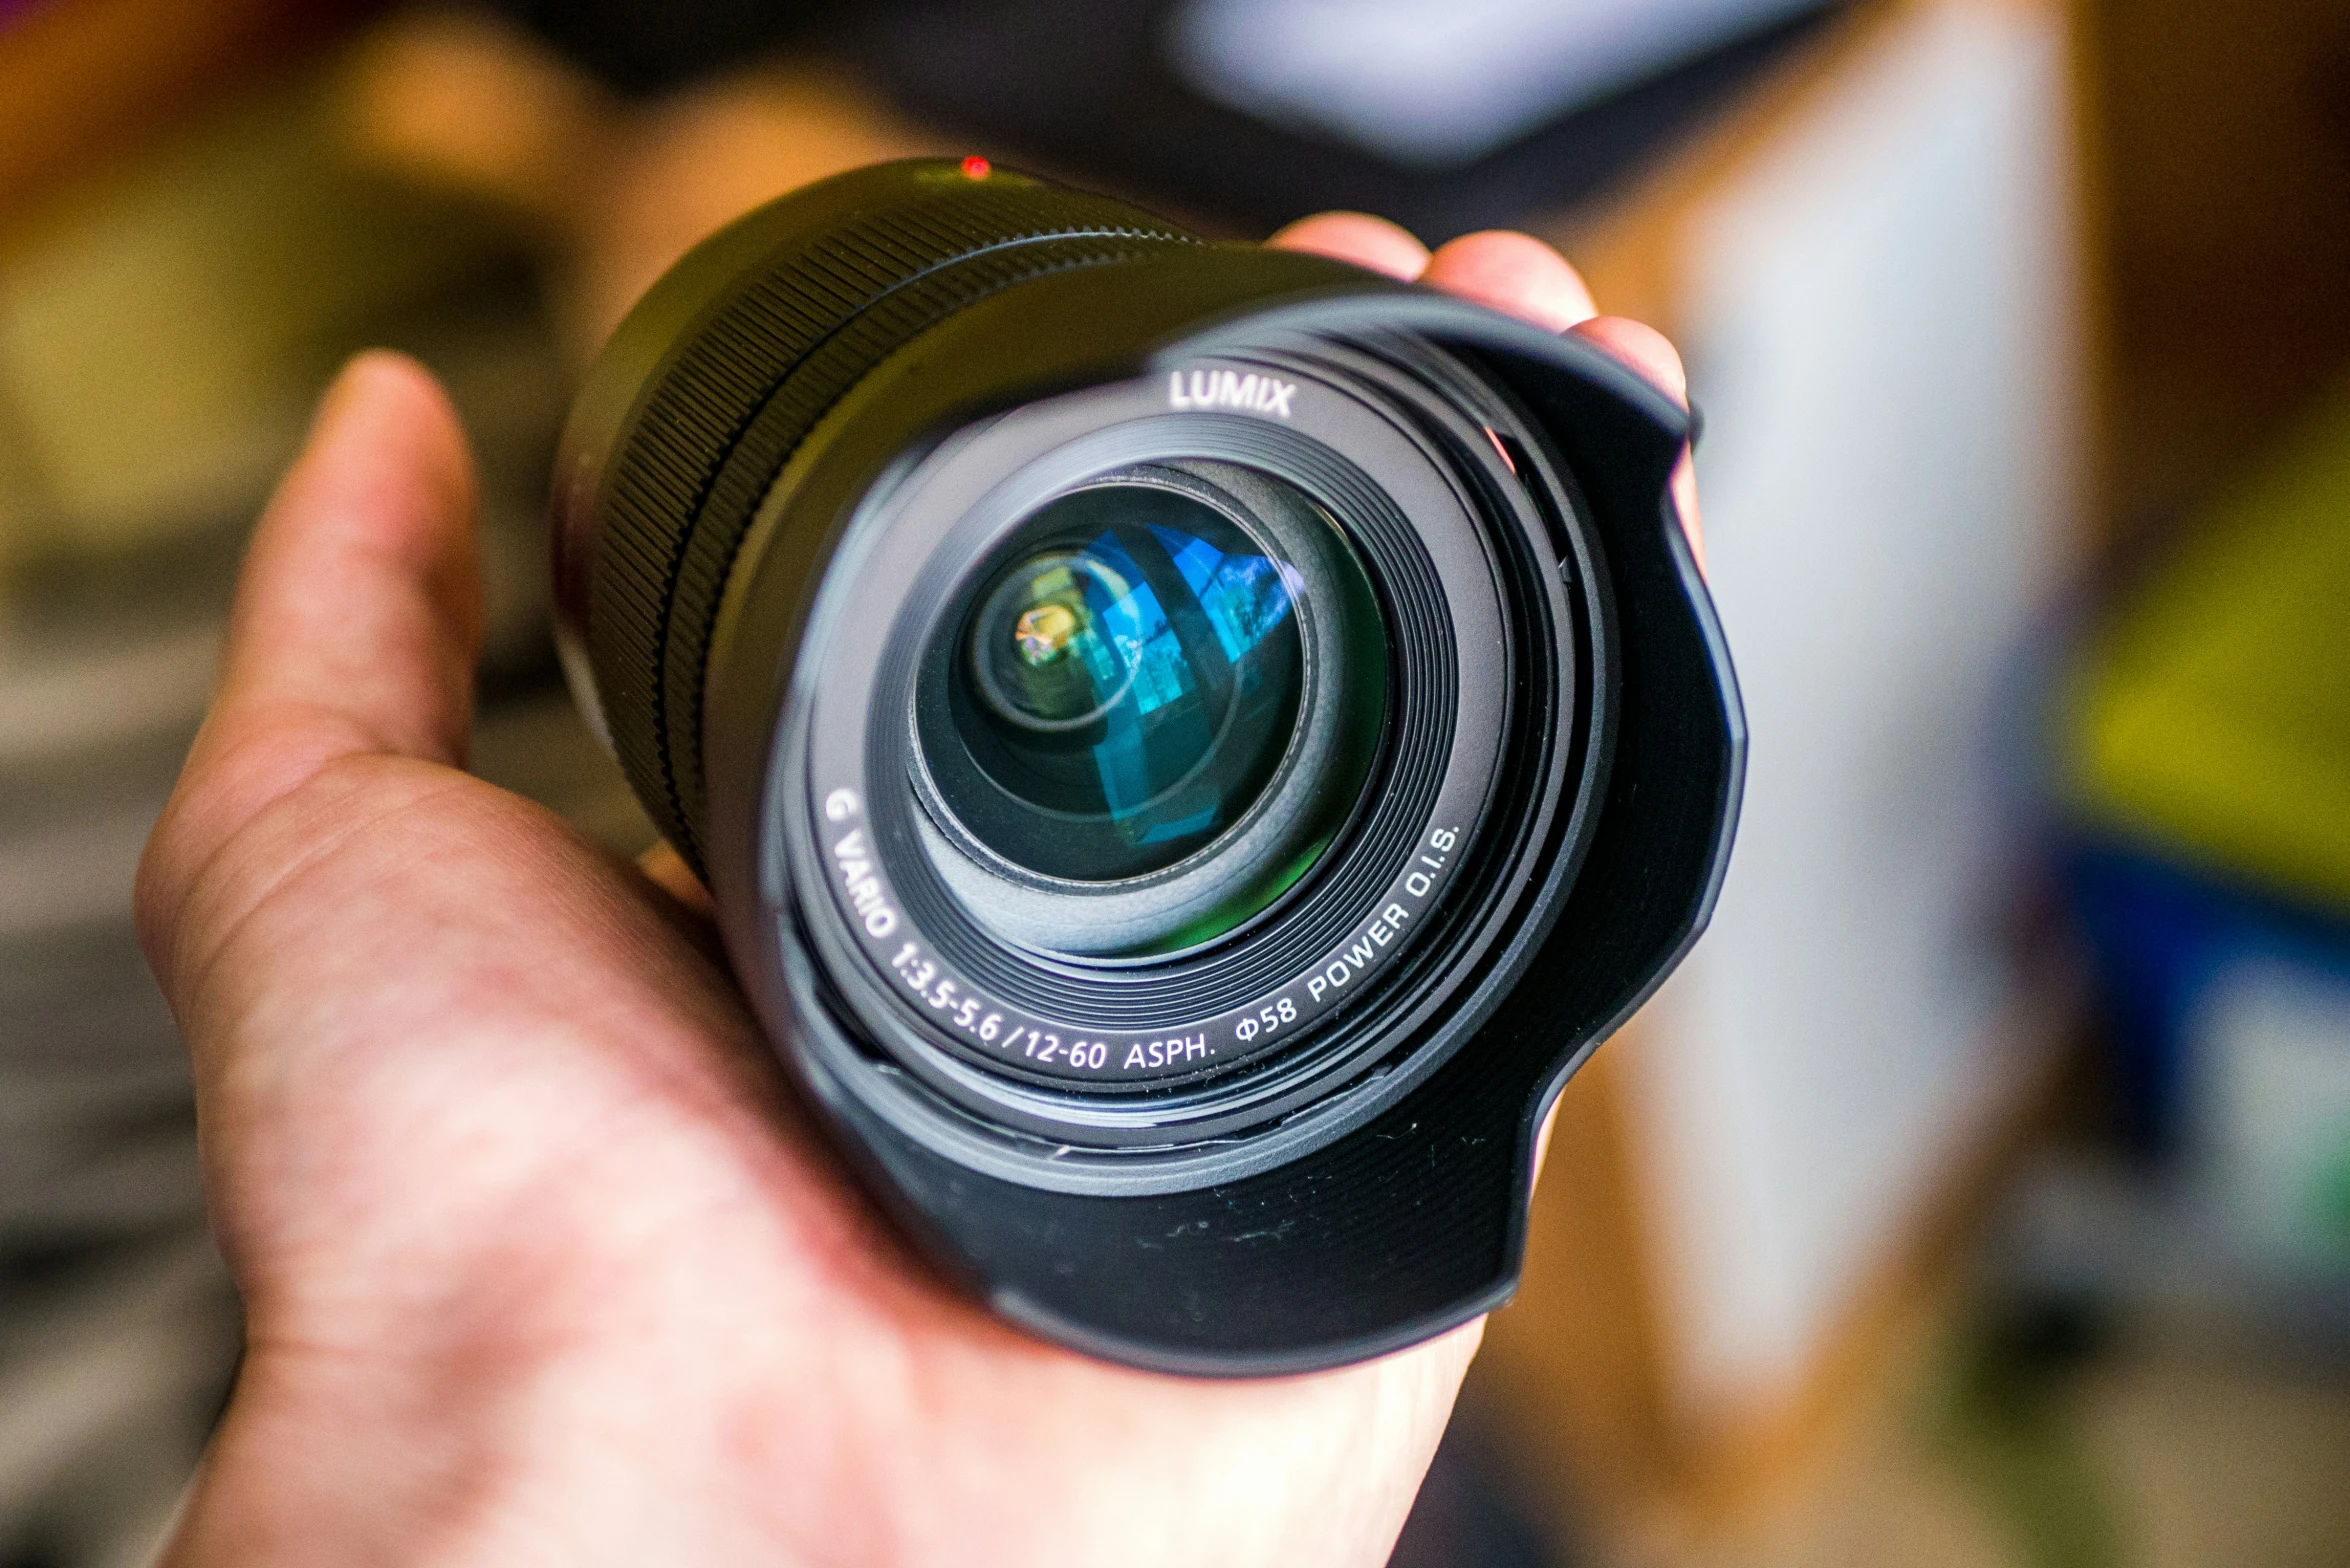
[551,159,1741,1374]
[912,461,1386,957]
[551,160,1595,1122]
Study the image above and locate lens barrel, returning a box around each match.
[553,160,1742,1374]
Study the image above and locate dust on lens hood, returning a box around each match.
[551,159,1743,1376]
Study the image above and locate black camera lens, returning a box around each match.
[912,461,1386,956]
[552,161,1743,1375]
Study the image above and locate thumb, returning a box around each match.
[137,352,481,983]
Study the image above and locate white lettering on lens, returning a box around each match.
[1305,902,1418,1002]
[1167,368,1296,418]
[1121,1033,1210,1071]
[831,828,898,936]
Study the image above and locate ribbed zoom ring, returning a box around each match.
[584,166,1201,868]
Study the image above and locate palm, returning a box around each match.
[162,734,1462,1564]
[139,216,1689,1565]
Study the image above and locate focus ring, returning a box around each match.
[588,170,1199,865]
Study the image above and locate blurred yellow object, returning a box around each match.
[2070,371,2350,911]
[0,76,518,563]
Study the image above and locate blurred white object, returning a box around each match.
[1633,0,2080,1416]
[1167,0,1827,167]
[2195,961,2350,1275]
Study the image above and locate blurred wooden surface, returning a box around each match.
[1478,1004,2077,1555]
[2076,0,2350,538]
[1474,1032,1681,1523]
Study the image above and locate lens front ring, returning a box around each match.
[770,347,1579,1150]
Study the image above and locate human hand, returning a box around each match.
[136,220,1694,1567]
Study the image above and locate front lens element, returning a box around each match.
[942,481,1305,880]
[912,462,1388,956]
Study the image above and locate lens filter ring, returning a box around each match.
[872,414,1462,1041]
[772,346,1577,1147]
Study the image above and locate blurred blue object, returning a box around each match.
[2069,846,2350,1147]
[2069,844,2350,1268]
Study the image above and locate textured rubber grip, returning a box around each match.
[585,168,1199,868]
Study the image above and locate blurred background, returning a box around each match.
[0,0,2345,1563]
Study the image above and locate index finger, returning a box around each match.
[1276,218,1702,561]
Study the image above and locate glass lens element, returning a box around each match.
[932,482,1306,881]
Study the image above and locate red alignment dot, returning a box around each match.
[961,155,992,180]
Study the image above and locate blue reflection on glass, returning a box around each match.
[1152,523,1295,667]
[1055,522,1298,840]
